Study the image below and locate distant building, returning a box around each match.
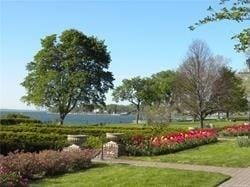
[93,108,101,113]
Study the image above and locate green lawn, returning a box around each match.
[124,140,250,167]
[106,120,241,129]
[31,164,229,187]
[168,120,242,129]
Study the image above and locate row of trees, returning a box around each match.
[112,41,248,127]
[21,29,248,126]
[21,30,248,126]
[21,0,249,125]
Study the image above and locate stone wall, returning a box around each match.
[97,141,125,159]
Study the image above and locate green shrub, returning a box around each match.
[0,149,98,186]
[0,113,41,125]
[83,136,103,149]
[237,136,250,147]
[0,124,153,136]
[0,166,28,187]
[0,118,41,125]
[0,124,186,154]
[0,124,184,137]
[1,113,31,119]
[0,131,68,155]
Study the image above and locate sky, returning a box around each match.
[0,0,249,110]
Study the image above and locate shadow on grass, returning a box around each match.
[31,163,109,184]
[215,176,231,186]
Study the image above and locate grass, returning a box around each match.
[104,120,242,129]
[31,164,229,187]
[124,140,250,167]
[168,120,243,129]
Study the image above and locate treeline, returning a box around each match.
[53,104,136,114]
[0,113,41,125]
[113,40,249,127]
[21,29,249,125]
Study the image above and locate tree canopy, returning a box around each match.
[174,40,223,128]
[174,40,248,127]
[21,29,114,124]
[212,66,248,118]
[112,77,146,124]
[189,0,250,52]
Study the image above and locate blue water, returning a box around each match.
[0,109,135,125]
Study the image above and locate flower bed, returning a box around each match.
[0,124,185,155]
[122,129,218,156]
[0,149,99,187]
[220,124,250,137]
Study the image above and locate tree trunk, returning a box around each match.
[226,111,229,121]
[217,112,220,120]
[59,113,66,125]
[136,106,140,124]
[200,116,204,128]
[168,112,172,122]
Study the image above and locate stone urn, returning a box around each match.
[106,133,124,142]
[67,135,88,146]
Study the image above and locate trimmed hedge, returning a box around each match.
[1,113,31,119]
[0,124,184,137]
[0,124,186,155]
[0,131,68,155]
[0,118,41,125]
[0,113,41,125]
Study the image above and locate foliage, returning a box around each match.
[0,118,41,125]
[143,71,176,124]
[0,113,41,125]
[189,0,250,52]
[0,124,152,137]
[220,124,250,136]
[122,129,217,156]
[237,136,250,147]
[37,150,94,176]
[212,66,248,117]
[112,76,147,124]
[0,149,97,186]
[0,124,187,155]
[83,136,103,149]
[0,131,68,155]
[0,166,28,187]
[1,113,31,119]
[174,40,223,128]
[143,71,176,106]
[21,29,114,124]
[105,104,136,114]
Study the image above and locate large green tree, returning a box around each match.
[112,77,146,124]
[21,29,114,124]
[143,71,176,105]
[143,71,176,123]
[212,66,248,119]
[189,0,250,52]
